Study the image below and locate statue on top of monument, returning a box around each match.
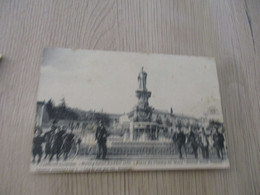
[138,67,147,91]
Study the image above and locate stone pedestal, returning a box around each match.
[134,90,152,122]
[129,122,161,141]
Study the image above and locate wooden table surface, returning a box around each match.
[0,0,259,194]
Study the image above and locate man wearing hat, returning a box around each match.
[43,125,56,159]
[95,121,108,159]
[213,127,225,160]
[32,128,45,164]
[176,127,186,159]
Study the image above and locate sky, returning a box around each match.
[38,48,223,121]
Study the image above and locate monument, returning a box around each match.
[129,67,160,141]
[134,67,152,122]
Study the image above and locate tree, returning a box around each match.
[46,99,54,118]
[208,120,223,129]
[55,97,66,119]
[58,97,66,109]
[46,98,79,120]
[85,112,111,126]
[94,113,111,126]
[65,108,79,120]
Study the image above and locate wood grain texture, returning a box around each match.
[0,0,259,194]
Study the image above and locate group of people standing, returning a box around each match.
[32,120,109,163]
[33,120,225,163]
[173,126,225,160]
[32,122,81,164]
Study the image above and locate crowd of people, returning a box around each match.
[172,126,226,160]
[32,121,81,164]
[32,120,225,163]
[32,120,109,164]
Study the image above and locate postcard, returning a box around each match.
[31,48,229,172]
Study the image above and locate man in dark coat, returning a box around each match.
[188,128,199,159]
[200,128,210,159]
[176,128,186,159]
[213,127,225,160]
[63,128,75,160]
[95,121,108,159]
[49,127,66,162]
[43,126,55,159]
[32,128,45,164]
[77,137,82,148]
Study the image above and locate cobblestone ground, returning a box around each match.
[32,153,228,166]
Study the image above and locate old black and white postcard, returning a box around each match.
[31,49,229,172]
